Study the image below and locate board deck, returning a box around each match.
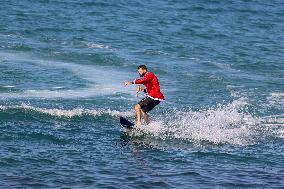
[120,117,135,129]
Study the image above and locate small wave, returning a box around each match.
[143,49,168,56]
[51,86,63,89]
[0,104,133,118]
[270,92,284,97]
[267,92,284,103]
[266,92,284,110]
[1,99,283,146]
[85,42,110,49]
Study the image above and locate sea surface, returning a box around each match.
[0,0,284,188]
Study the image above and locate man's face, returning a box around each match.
[138,68,147,77]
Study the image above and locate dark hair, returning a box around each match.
[138,65,147,71]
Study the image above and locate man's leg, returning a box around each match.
[134,104,142,127]
[141,111,150,125]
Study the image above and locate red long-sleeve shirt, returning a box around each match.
[133,72,165,101]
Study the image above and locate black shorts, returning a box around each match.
[138,96,160,113]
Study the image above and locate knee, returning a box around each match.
[134,104,140,111]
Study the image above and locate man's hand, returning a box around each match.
[136,85,143,92]
[135,85,143,97]
[124,81,132,86]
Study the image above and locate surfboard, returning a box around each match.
[120,117,135,129]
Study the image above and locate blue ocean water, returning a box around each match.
[0,0,283,188]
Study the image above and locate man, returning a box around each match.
[124,65,165,128]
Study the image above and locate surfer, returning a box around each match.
[124,65,165,128]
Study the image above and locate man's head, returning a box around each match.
[138,65,147,77]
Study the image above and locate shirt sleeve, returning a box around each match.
[133,73,153,85]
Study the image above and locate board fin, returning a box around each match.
[120,117,135,129]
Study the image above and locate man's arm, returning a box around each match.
[124,73,153,86]
[133,73,153,85]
